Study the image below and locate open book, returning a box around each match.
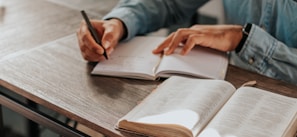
[116,76,297,137]
[91,36,228,80]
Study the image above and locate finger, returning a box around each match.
[76,30,84,50]
[152,33,175,54]
[80,44,95,60]
[101,36,115,59]
[181,34,202,55]
[165,29,196,55]
[91,20,104,39]
[77,26,90,60]
[80,20,106,53]
[101,26,117,50]
[79,20,86,34]
[77,21,87,45]
[82,31,105,55]
[82,47,105,62]
[106,47,114,55]
[78,38,87,53]
[77,30,97,60]
[99,27,119,60]
[78,20,108,61]
[190,24,215,30]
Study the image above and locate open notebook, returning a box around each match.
[91,36,228,80]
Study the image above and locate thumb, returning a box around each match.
[102,37,116,57]
[102,34,120,52]
[101,32,115,50]
[102,39,111,49]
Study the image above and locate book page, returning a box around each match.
[156,46,228,80]
[199,87,297,137]
[91,36,164,80]
[117,76,236,136]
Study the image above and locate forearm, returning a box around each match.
[103,0,208,40]
[233,24,297,84]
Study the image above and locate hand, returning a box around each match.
[77,18,126,62]
[152,25,243,55]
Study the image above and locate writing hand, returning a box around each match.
[76,19,125,62]
[152,25,243,55]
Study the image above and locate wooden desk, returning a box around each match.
[0,34,296,137]
[0,0,78,60]
[0,0,116,61]
[0,0,296,137]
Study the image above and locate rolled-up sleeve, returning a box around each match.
[235,24,297,84]
[103,0,208,40]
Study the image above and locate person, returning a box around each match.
[76,0,297,85]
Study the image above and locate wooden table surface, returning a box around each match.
[0,0,296,137]
[1,34,296,137]
[0,34,160,136]
[0,0,117,61]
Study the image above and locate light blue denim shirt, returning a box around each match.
[103,0,297,84]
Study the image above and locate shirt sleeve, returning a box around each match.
[102,0,208,40]
[235,24,297,84]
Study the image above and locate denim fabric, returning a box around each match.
[103,0,297,84]
[225,0,297,84]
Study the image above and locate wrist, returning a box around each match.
[235,23,252,53]
[110,18,127,40]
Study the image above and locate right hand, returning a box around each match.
[76,18,126,62]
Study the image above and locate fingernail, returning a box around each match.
[165,49,171,55]
[103,41,111,49]
[165,51,170,56]
[181,50,186,55]
[109,48,114,53]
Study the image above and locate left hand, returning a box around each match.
[152,25,243,55]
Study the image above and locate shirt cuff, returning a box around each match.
[103,8,139,41]
[236,24,277,72]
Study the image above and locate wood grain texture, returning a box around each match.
[46,0,119,16]
[0,34,161,137]
[0,0,82,60]
[0,0,296,136]
[226,65,297,98]
[1,34,296,137]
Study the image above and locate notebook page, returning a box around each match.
[91,36,164,79]
[156,46,228,80]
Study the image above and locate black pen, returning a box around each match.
[80,10,108,60]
